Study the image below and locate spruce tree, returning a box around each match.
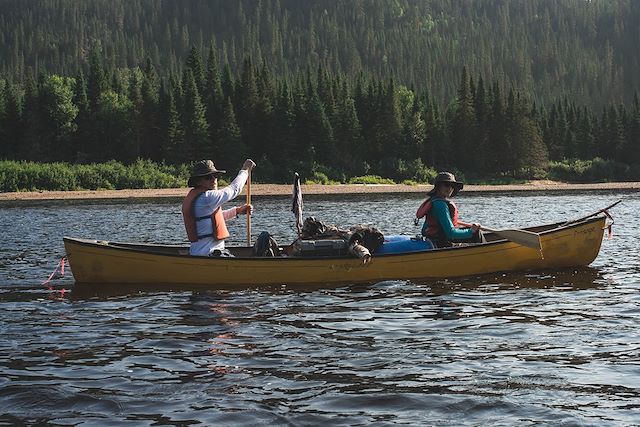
[271,82,296,182]
[205,45,224,148]
[304,87,334,174]
[546,101,568,160]
[402,98,426,167]
[87,46,107,113]
[449,67,478,175]
[72,70,90,162]
[185,46,206,95]
[0,80,5,122]
[0,81,7,159]
[608,105,626,163]
[182,68,210,161]
[473,75,489,171]
[254,63,276,161]
[217,97,247,169]
[505,91,548,178]
[0,82,22,160]
[236,57,259,155]
[487,81,508,175]
[379,78,403,158]
[334,85,365,177]
[629,92,640,166]
[220,62,235,103]
[575,108,595,160]
[159,79,184,164]
[126,69,144,161]
[423,99,440,168]
[21,74,42,161]
[316,65,336,122]
[292,78,315,178]
[141,58,161,160]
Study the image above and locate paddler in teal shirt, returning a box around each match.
[416,172,484,248]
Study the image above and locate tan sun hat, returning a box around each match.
[427,171,464,197]
[187,160,226,187]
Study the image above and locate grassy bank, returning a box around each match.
[0,160,191,192]
[1,159,639,193]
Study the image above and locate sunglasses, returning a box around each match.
[204,173,220,180]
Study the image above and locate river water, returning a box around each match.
[0,191,638,426]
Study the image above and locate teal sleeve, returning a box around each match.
[432,199,474,240]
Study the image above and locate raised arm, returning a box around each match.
[203,159,256,209]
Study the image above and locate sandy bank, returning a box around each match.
[0,180,638,202]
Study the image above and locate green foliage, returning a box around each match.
[304,171,340,185]
[182,68,210,159]
[348,175,396,185]
[40,75,78,136]
[0,161,77,191]
[0,160,187,192]
[395,159,437,183]
[93,90,135,162]
[2,1,639,108]
[547,158,636,182]
[217,97,246,168]
[0,20,638,186]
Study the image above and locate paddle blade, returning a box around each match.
[487,228,542,250]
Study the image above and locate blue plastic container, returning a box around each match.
[375,235,434,255]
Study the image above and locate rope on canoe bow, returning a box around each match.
[602,209,614,240]
[42,255,68,299]
[42,255,66,286]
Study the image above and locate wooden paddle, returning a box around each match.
[481,226,541,250]
[246,169,252,246]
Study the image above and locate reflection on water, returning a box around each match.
[66,267,606,301]
[0,192,639,425]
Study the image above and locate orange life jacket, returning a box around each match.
[416,197,458,240]
[182,188,230,243]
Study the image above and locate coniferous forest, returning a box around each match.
[1,0,640,188]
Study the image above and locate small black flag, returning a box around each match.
[292,173,303,234]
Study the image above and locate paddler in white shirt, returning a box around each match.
[182,159,256,256]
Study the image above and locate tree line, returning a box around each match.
[1,46,639,184]
[1,0,639,109]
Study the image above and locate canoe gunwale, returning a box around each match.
[63,215,606,261]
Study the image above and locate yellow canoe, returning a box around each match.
[63,215,607,287]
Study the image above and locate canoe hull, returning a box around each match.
[64,217,606,286]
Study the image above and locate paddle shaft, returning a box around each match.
[480,226,542,250]
[246,170,252,246]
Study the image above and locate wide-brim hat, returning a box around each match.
[187,160,226,187]
[427,171,464,197]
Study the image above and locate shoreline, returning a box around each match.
[0,181,638,201]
